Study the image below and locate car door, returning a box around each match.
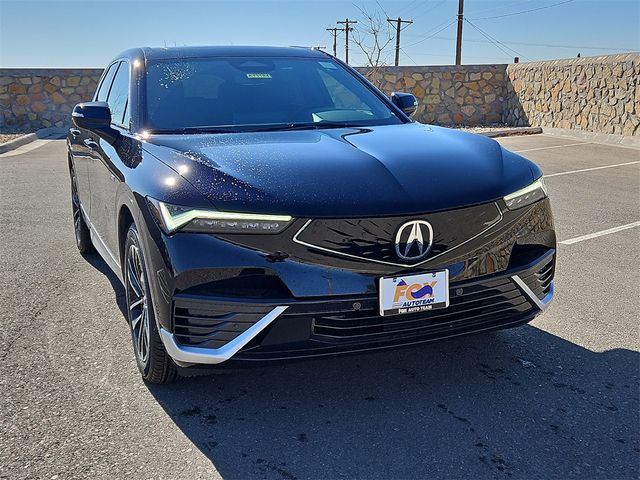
[70,62,118,217]
[88,60,130,257]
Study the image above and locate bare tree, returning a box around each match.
[350,5,395,87]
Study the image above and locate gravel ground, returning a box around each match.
[457,124,526,134]
[0,133,27,144]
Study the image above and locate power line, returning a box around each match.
[403,33,638,52]
[414,0,449,18]
[464,22,513,60]
[493,40,636,52]
[402,51,520,61]
[404,17,457,48]
[398,0,423,17]
[464,18,526,59]
[387,17,413,66]
[399,47,419,66]
[466,0,535,16]
[464,18,530,61]
[374,0,391,18]
[471,0,576,20]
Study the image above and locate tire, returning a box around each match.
[123,223,178,384]
[69,162,94,254]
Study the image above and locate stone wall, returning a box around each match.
[1,54,638,136]
[504,54,639,136]
[0,69,103,130]
[357,65,507,126]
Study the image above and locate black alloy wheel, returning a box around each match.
[123,223,177,384]
[69,163,93,253]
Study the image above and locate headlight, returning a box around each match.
[147,198,293,234]
[503,178,547,210]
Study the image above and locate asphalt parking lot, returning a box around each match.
[1,133,638,479]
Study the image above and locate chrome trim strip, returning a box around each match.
[80,205,123,281]
[292,202,504,268]
[159,306,288,364]
[512,276,554,311]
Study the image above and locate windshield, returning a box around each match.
[144,56,403,132]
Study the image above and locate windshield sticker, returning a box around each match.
[319,61,337,69]
[246,73,272,79]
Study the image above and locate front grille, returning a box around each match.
[293,202,502,266]
[172,296,272,349]
[286,276,536,341]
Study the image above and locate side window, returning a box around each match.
[107,62,130,127]
[95,63,118,102]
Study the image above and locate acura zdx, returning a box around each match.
[67,46,555,383]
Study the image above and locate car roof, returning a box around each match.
[112,45,329,64]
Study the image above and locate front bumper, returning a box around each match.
[137,198,555,366]
[159,250,554,365]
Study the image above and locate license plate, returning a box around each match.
[379,270,449,316]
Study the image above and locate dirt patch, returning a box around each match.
[0,133,28,145]
[0,127,33,145]
[456,124,516,134]
[454,125,543,138]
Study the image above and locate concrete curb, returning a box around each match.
[480,127,543,138]
[542,127,640,149]
[0,127,66,154]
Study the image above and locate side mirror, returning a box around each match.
[72,102,120,144]
[391,92,418,117]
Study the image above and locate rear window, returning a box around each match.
[144,56,401,131]
[107,62,129,127]
[95,62,118,102]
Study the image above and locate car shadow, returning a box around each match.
[143,326,638,479]
[82,251,128,318]
[83,249,639,478]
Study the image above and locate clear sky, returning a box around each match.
[1,0,638,68]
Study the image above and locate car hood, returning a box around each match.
[142,123,539,217]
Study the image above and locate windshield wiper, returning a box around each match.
[249,122,357,132]
[150,123,358,135]
[150,126,240,134]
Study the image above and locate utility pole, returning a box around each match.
[455,0,464,65]
[326,27,344,57]
[387,17,413,66]
[337,18,357,64]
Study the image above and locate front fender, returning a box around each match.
[114,143,213,327]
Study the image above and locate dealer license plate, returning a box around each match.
[379,270,449,316]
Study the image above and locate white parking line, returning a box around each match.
[514,142,590,153]
[0,139,54,158]
[545,161,640,178]
[560,221,640,245]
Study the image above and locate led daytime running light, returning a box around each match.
[503,178,547,202]
[157,201,292,233]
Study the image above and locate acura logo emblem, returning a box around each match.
[394,220,433,261]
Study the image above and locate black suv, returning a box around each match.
[68,46,555,383]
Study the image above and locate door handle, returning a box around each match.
[69,128,81,137]
[83,138,99,150]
